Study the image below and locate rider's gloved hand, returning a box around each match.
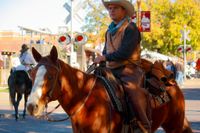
[94,55,106,64]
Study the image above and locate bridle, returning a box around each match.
[34,59,61,100]
[35,60,97,122]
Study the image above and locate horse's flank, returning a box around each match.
[55,60,123,132]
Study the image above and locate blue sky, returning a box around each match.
[0,0,73,33]
[0,0,175,33]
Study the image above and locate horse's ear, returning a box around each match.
[50,46,58,62]
[32,47,42,62]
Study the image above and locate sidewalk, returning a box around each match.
[182,79,200,132]
[182,79,200,88]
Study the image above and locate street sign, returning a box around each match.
[140,11,151,32]
[63,3,71,24]
[180,30,190,41]
[185,30,190,41]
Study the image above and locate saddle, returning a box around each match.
[140,59,175,100]
[94,59,174,111]
[92,62,176,133]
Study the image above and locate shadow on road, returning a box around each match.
[182,88,200,100]
[190,121,200,131]
[0,110,73,133]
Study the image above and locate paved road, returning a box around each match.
[182,79,200,133]
[0,79,200,133]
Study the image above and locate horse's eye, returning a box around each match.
[48,75,53,80]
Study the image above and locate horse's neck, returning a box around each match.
[59,62,95,114]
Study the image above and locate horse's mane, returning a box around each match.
[41,55,94,91]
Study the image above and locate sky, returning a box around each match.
[0,0,83,34]
[0,0,175,34]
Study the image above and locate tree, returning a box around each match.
[81,0,109,45]
[142,0,200,55]
[82,0,200,56]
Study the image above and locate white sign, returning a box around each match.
[63,3,71,24]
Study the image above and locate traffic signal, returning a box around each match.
[186,46,192,52]
[74,33,88,45]
[177,45,183,52]
[58,34,71,45]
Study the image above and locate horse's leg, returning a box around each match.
[162,86,188,133]
[182,117,193,133]
[10,91,18,121]
[15,93,22,120]
[23,93,28,119]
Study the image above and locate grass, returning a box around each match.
[0,88,9,92]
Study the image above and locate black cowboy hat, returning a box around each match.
[20,44,29,52]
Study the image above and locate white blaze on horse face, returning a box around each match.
[27,65,47,105]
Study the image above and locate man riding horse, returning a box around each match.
[94,0,151,132]
[8,44,35,120]
[14,44,36,72]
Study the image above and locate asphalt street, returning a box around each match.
[0,79,200,133]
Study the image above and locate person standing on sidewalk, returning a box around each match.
[196,58,200,78]
[175,60,184,87]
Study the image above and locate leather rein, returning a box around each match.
[37,61,97,122]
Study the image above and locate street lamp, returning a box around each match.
[137,0,141,29]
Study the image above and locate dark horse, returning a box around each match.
[8,69,32,120]
[27,46,192,133]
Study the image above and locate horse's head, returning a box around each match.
[27,46,61,117]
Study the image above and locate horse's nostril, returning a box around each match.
[27,103,38,115]
[27,103,34,115]
[35,104,38,111]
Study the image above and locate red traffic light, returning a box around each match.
[186,47,192,52]
[59,36,67,42]
[177,46,183,52]
[75,35,84,42]
[74,33,87,45]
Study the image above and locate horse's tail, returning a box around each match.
[182,117,193,133]
[7,74,15,107]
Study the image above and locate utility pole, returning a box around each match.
[181,25,190,80]
[70,0,74,66]
[137,0,141,28]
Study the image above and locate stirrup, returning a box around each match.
[130,119,149,133]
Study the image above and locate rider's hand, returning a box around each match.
[94,55,106,64]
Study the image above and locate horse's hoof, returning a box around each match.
[15,114,19,121]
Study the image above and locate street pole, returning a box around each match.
[137,0,141,28]
[183,25,187,80]
[70,0,74,66]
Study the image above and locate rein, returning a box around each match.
[39,61,97,122]
[45,76,97,122]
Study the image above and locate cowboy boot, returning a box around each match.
[126,88,151,133]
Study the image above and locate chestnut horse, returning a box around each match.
[27,46,192,133]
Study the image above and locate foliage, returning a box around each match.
[81,0,110,45]
[0,88,8,92]
[82,0,200,56]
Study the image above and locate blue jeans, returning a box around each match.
[176,71,183,86]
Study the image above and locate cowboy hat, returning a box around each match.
[20,44,29,52]
[102,0,134,17]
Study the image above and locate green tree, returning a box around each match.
[81,0,109,44]
[82,0,200,56]
[142,0,200,55]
